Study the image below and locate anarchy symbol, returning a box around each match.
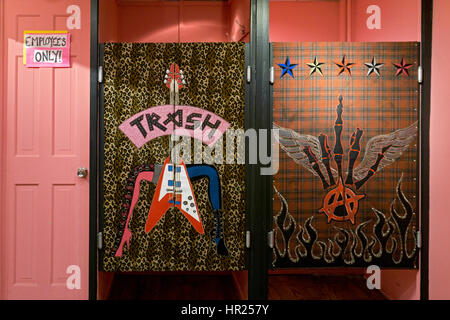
[319,179,365,224]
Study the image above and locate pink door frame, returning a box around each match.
[0,0,6,300]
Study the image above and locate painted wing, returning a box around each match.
[353,121,418,181]
[274,123,337,178]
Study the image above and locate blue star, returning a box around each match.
[278,57,298,79]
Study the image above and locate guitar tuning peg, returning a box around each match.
[163,79,167,84]
[166,69,170,74]
[180,70,183,74]
[165,74,168,78]
[181,75,184,79]
[182,80,186,84]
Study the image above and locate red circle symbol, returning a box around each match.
[319,179,365,224]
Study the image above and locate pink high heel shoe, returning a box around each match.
[113,166,155,257]
[115,227,132,257]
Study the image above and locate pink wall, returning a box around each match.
[99,0,253,44]
[0,0,5,299]
[115,2,229,43]
[270,0,420,42]
[350,0,421,41]
[429,0,450,300]
[230,0,250,42]
[99,0,119,42]
[270,1,343,41]
[99,1,251,44]
[119,3,179,42]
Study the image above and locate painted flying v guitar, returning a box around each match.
[144,63,204,234]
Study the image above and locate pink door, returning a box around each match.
[2,0,90,299]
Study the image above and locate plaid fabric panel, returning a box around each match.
[273,42,419,268]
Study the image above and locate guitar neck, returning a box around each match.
[169,81,179,164]
[165,63,184,164]
[169,81,179,106]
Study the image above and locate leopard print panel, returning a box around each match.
[101,43,246,271]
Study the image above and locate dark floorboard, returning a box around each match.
[268,275,386,300]
[109,274,239,300]
[108,274,386,300]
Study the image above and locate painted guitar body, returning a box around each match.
[145,156,204,234]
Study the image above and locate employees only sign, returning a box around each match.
[23,31,70,68]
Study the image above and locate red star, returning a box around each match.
[335,55,355,76]
[393,58,413,77]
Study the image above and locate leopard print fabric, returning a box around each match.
[101,43,246,271]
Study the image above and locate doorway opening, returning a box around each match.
[268,0,422,300]
[96,0,250,300]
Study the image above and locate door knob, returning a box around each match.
[77,167,88,178]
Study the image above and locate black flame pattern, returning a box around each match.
[273,175,418,268]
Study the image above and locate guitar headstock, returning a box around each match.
[164,63,185,90]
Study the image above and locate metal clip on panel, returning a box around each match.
[98,66,103,83]
[246,231,251,248]
[416,230,422,248]
[268,231,274,248]
[97,232,103,250]
[418,66,423,84]
[269,66,274,84]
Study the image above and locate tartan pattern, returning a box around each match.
[273,42,419,267]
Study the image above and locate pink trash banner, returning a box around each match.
[24,31,70,68]
[119,105,231,148]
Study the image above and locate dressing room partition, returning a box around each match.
[272,42,419,269]
[99,43,247,272]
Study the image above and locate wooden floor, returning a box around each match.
[109,274,239,300]
[108,274,386,300]
[268,275,386,300]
